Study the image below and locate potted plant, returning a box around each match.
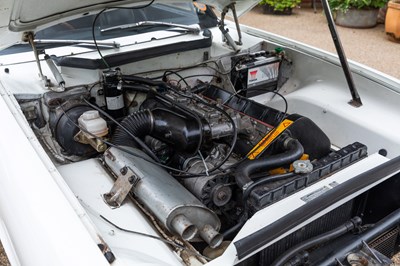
[385,0,400,42]
[329,0,388,28]
[260,0,301,15]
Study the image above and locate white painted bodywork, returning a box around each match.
[0,75,109,265]
[0,1,400,265]
[57,153,392,265]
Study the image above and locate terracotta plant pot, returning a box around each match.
[335,8,379,28]
[385,1,400,42]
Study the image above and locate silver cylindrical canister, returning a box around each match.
[104,147,222,246]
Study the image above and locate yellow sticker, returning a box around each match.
[247,119,294,160]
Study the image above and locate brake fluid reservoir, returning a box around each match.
[78,110,108,137]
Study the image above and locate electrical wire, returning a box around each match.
[58,101,191,174]
[91,0,155,69]
[163,70,189,87]
[116,77,237,177]
[165,88,238,177]
[92,8,110,69]
[251,89,288,126]
[84,81,285,179]
[78,196,210,261]
[222,88,288,126]
[88,81,101,93]
[177,74,221,87]
[197,150,209,176]
[86,82,208,176]
[100,215,183,248]
[82,98,160,162]
[250,89,288,118]
[126,59,233,81]
[100,215,211,261]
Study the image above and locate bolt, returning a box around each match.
[128,176,134,184]
[218,191,227,200]
[105,151,115,161]
[98,144,107,152]
[120,167,128,175]
[4,68,9,74]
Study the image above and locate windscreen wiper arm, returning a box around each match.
[34,39,120,48]
[101,21,201,34]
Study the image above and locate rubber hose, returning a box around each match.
[112,110,153,148]
[222,172,295,238]
[122,75,169,89]
[122,84,151,93]
[235,138,304,190]
[270,216,362,266]
[112,108,202,154]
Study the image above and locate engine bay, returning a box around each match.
[14,47,400,265]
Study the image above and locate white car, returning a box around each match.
[1,1,400,265]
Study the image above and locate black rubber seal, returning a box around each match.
[234,155,400,260]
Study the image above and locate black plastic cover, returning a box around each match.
[249,142,368,212]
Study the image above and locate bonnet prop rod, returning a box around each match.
[320,0,362,107]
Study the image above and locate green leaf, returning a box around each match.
[260,0,301,11]
[328,0,387,11]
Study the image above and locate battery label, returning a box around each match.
[247,119,293,160]
[247,62,280,87]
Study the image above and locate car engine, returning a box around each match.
[19,50,373,262]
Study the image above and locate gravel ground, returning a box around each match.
[0,242,10,266]
[0,6,399,265]
[240,6,400,79]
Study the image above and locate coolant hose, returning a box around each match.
[234,137,304,190]
[270,216,362,266]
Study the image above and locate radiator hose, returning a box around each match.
[235,137,304,190]
[270,216,362,266]
[112,108,203,154]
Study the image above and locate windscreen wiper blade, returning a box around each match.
[101,21,200,34]
[34,39,120,48]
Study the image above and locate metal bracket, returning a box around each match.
[74,130,107,152]
[22,32,51,88]
[22,32,68,92]
[219,3,242,53]
[103,166,141,208]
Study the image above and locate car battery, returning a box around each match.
[231,53,281,97]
